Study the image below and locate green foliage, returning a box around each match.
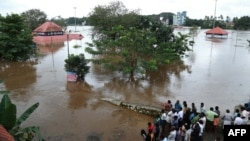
[234,16,250,30]
[0,14,34,61]
[0,91,44,141]
[185,18,204,27]
[21,9,47,30]
[0,94,17,130]
[88,0,140,36]
[86,24,191,79]
[87,26,157,77]
[13,126,43,141]
[11,103,39,131]
[10,103,43,141]
[64,54,90,81]
[185,13,242,29]
[73,44,82,48]
[86,1,192,80]
[185,16,227,29]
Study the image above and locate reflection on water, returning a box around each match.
[0,61,37,95]
[0,26,250,140]
[36,42,65,55]
[66,82,92,109]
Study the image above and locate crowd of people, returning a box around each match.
[140,99,250,141]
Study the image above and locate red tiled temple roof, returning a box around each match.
[205,26,228,35]
[32,21,84,46]
[34,21,63,32]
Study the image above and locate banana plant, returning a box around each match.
[0,94,16,131]
[0,91,44,141]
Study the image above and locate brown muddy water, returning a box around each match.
[0,26,250,141]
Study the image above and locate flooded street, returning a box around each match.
[0,26,250,141]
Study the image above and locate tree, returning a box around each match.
[226,16,230,23]
[218,14,223,21]
[87,26,157,81]
[234,16,250,30]
[0,14,34,61]
[86,1,192,81]
[21,9,47,30]
[184,17,202,27]
[88,0,140,37]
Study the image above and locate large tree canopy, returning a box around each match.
[86,1,192,81]
[0,14,34,61]
[21,9,47,30]
[88,0,140,37]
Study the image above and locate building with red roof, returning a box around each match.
[33,21,64,36]
[32,21,84,46]
[205,26,228,38]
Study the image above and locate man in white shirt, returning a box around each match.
[241,106,249,124]
[200,102,206,114]
[234,113,244,125]
[199,113,206,130]
[168,126,176,141]
[197,120,204,136]
[160,109,167,136]
[178,107,184,120]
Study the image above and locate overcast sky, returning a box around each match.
[1,0,250,19]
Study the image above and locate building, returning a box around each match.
[33,21,64,36]
[173,11,187,26]
[32,21,83,46]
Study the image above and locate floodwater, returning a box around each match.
[0,26,250,141]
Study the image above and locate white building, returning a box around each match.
[173,11,187,26]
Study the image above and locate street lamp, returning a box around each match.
[74,7,77,32]
[50,15,61,72]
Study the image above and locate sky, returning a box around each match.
[0,0,250,19]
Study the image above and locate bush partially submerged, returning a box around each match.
[64,53,90,81]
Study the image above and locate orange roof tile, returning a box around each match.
[205,26,228,35]
[34,21,63,32]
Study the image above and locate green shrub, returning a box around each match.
[64,53,90,81]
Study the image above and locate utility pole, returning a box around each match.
[212,0,218,38]
[212,0,218,29]
[50,15,60,72]
[74,7,77,32]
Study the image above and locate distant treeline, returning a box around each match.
[68,12,250,30]
[67,12,175,26]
